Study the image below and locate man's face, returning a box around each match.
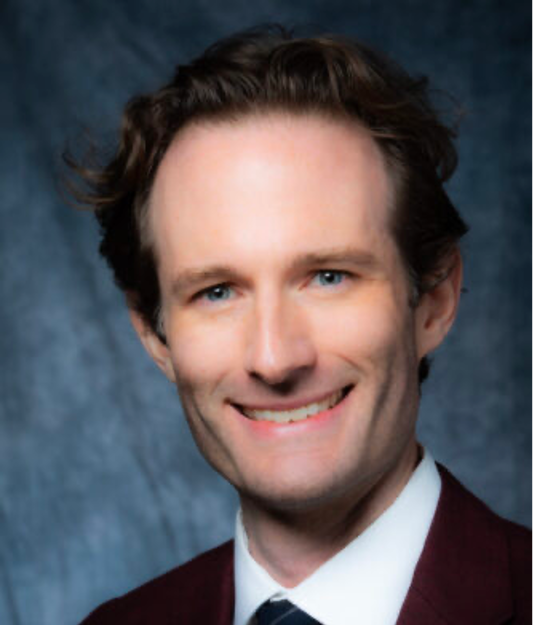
[145,114,431,512]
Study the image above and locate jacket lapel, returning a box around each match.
[396,465,514,625]
[186,541,235,624]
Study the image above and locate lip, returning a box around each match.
[231,386,351,413]
[230,385,354,436]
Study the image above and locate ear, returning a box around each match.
[128,309,176,383]
[415,251,463,359]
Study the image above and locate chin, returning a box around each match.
[238,466,368,514]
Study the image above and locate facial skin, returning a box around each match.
[133,114,460,530]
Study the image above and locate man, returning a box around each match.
[70,26,531,625]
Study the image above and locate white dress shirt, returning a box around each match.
[233,448,441,625]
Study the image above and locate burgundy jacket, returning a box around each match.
[81,465,531,624]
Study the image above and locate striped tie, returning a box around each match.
[255,599,322,624]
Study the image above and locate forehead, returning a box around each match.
[148,113,396,274]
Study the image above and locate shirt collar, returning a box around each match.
[233,448,441,625]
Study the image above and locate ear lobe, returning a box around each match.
[415,251,463,359]
[128,309,176,383]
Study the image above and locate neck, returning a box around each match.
[240,441,420,588]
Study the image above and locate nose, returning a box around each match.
[244,295,317,386]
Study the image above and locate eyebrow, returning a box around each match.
[170,247,381,297]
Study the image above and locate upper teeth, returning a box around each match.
[242,389,345,423]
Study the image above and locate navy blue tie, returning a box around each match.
[255,599,322,624]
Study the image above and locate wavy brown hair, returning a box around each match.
[65,25,468,384]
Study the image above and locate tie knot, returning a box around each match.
[255,599,321,624]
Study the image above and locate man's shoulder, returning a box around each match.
[436,462,531,553]
[400,463,531,625]
[80,539,234,625]
[500,512,532,618]
[437,463,532,573]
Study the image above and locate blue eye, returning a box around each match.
[314,270,346,286]
[201,284,232,302]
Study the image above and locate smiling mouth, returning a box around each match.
[233,385,353,423]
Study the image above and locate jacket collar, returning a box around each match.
[397,464,514,625]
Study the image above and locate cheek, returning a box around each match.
[311,292,411,364]
[168,317,241,388]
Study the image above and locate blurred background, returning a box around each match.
[0,1,531,624]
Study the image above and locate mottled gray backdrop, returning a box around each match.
[0,1,531,624]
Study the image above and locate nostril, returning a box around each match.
[249,367,317,392]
